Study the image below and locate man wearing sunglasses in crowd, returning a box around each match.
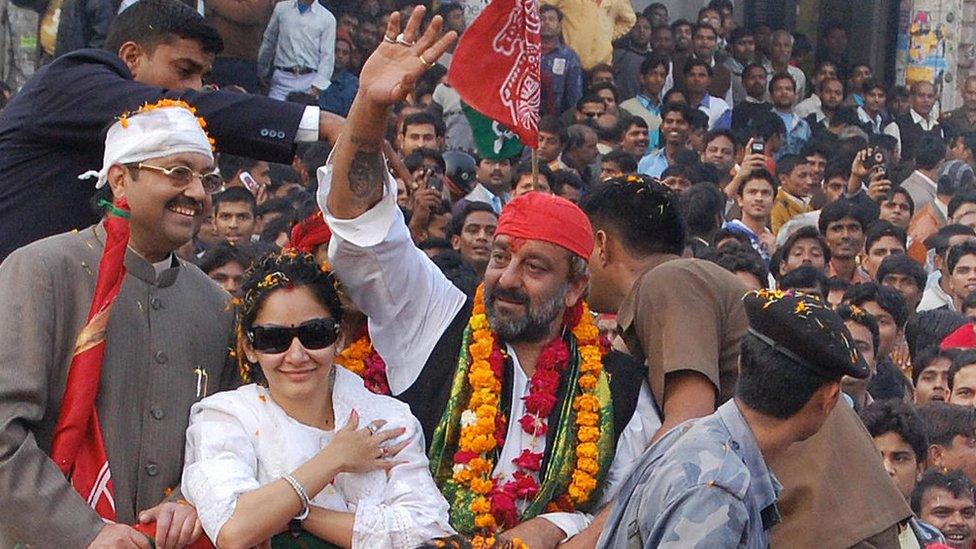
[0,102,234,548]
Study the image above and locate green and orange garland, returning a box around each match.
[428,284,615,546]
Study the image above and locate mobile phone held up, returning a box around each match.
[240,171,261,195]
[751,137,765,155]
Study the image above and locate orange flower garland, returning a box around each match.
[335,333,372,377]
[334,329,390,395]
[117,99,217,152]
[453,285,606,544]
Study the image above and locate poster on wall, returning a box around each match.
[896,0,961,111]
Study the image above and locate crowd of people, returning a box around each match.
[6,0,976,547]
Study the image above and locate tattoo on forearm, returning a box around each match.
[348,149,385,201]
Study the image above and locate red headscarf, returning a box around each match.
[495,192,594,260]
[288,210,332,253]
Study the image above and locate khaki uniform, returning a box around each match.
[617,254,749,408]
[0,224,234,546]
[771,403,911,548]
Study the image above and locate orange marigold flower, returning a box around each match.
[578,426,600,442]
[474,513,497,529]
[578,374,597,390]
[471,498,491,514]
[577,442,598,459]
[577,411,599,426]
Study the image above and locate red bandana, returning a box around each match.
[288,210,332,253]
[495,192,594,260]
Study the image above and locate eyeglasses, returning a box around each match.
[136,163,224,194]
[247,318,340,354]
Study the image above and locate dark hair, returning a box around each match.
[539,115,568,145]
[915,134,947,169]
[907,312,968,364]
[736,168,779,197]
[877,254,926,291]
[949,350,976,390]
[911,469,976,516]
[682,58,712,78]
[687,109,709,131]
[737,334,836,418]
[861,399,930,464]
[661,102,694,124]
[538,3,563,20]
[577,93,605,111]
[865,220,907,253]
[640,53,670,75]
[679,182,725,239]
[965,291,976,313]
[802,140,833,161]
[670,18,692,32]
[706,244,768,288]
[580,176,685,256]
[213,186,257,215]
[777,154,808,177]
[196,242,253,275]
[602,150,638,174]
[883,187,915,218]
[948,240,976,274]
[258,214,293,244]
[218,154,261,181]
[692,22,718,39]
[255,197,293,219]
[235,251,344,384]
[931,224,976,257]
[404,148,447,174]
[401,111,445,137]
[729,26,754,44]
[779,225,831,271]
[551,169,583,196]
[105,0,222,55]
[743,62,767,80]
[268,163,301,189]
[836,303,880,354]
[861,78,887,96]
[779,265,829,300]
[513,161,554,187]
[768,72,797,94]
[449,201,497,238]
[823,158,851,182]
[919,402,976,448]
[618,114,649,132]
[589,81,620,103]
[749,111,786,140]
[949,191,976,220]
[818,198,870,234]
[843,282,909,328]
[662,88,688,105]
[912,346,956,385]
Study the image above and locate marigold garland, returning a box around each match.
[453,284,606,544]
[334,328,390,395]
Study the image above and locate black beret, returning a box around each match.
[744,289,871,379]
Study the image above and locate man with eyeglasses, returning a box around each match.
[0,101,235,548]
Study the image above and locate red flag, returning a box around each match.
[448,0,541,148]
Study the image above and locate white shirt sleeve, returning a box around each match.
[297,106,321,142]
[884,122,902,159]
[317,159,467,395]
[181,399,262,543]
[352,415,455,547]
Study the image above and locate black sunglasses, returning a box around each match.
[247,318,340,354]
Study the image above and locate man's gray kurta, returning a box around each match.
[0,223,234,546]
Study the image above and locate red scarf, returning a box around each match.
[50,198,131,520]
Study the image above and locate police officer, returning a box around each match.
[598,290,871,548]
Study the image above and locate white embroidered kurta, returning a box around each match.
[182,367,454,548]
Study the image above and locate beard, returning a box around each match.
[485,282,569,344]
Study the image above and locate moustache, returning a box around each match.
[489,286,530,306]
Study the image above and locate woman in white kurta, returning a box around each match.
[182,251,454,548]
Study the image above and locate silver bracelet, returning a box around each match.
[282,474,310,521]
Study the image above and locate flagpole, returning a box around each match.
[531,148,539,186]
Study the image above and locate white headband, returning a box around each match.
[80,105,215,189]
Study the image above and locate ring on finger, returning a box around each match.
[383,35,397,44]
[366,423,378,435]
[396,33,416,47]
[381,446,390,458]
[419,54,433,68]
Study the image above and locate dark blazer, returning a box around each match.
[0,48,308,260]
[894,111,944,163]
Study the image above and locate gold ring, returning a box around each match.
[419,54,433,67]
[395,33,416,47]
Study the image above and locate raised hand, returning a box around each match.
[359,6,457,107]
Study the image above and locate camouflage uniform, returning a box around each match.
[0,0,39,93]
[598,400,782,549]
